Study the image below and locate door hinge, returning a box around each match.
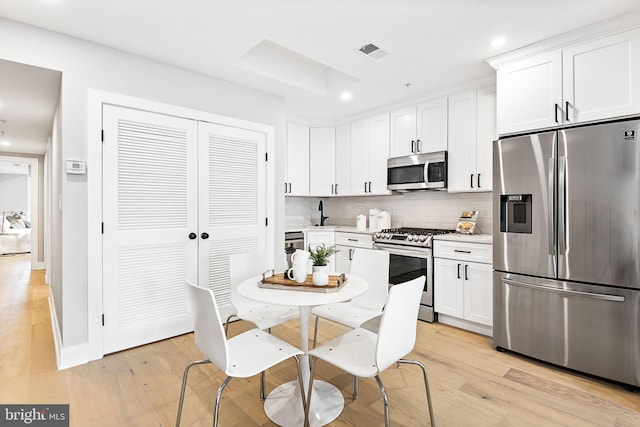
[101,129,104,142]
[101,314,105,326]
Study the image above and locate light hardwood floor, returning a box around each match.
[1,253,639,426]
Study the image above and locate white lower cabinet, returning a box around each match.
[334,231,374,273]
[434,240,493,335]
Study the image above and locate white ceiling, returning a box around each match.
[1,0,640,155]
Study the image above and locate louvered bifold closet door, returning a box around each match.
[198,122,266,321]
[102,105,198,354]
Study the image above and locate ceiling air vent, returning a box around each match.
[358,42,389,60]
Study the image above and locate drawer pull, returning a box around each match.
[347,238,358,242]
[454,249,472,254]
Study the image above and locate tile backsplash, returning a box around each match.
[285,191,493,234]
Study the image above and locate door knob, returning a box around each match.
[201,232,210,240]
[188,232,197,240]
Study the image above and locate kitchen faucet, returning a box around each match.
[318,200,329,226]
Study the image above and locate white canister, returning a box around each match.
[369,208,379,231]
[377,210,391,230]
[356,214,367,231]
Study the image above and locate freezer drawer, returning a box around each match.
[493,272,640,387]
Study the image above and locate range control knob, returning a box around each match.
[419,235,427,242]
[374,232,381,239]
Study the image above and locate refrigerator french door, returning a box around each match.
[493,119,640,388]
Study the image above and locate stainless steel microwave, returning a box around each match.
[387,151,447,191]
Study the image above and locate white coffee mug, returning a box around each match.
[291,261,308,283]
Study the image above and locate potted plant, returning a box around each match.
[308,244,337,286]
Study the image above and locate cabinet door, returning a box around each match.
[309,127,335,196]
[350,119,370,196]
[286,123,309,196]
[497,51,562,135]
[334,245,354,274]
[463,262,493,326]
[475,87,496,191]
[335,124,351,196]
[434,258,464,318]
[447,91,477,192]
[368,113,391,195]
[417,98,448,153]
[389,106,417,157]
[563,29,640,124]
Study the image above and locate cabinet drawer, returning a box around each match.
[335,232,373,248]
[304,231,335,245]
[434,240,492,264]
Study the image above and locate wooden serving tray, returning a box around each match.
[259,272,347,293]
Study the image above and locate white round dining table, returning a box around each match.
[238,274,368,427]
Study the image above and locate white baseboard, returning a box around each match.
[33,261,45,270]
[437,313,493,337]
[48,291,90,370]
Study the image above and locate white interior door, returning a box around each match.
[102,105,198,354]
[198,121,267,321]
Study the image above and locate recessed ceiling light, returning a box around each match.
[491,37,506,48]
[340,92,352,101]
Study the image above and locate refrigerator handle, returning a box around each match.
[548,158,556,258]
[558,156,567,255]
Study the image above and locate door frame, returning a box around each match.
[87,90,275,362]
[0,155,40,269]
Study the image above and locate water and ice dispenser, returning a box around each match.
[499,194,532,233]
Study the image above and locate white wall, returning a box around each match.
[286,191,493,234]
[0,173,28,213]
[0,18,286,351]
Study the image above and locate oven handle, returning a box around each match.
[373,242,432,258]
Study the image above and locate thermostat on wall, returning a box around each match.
[66,160,86,175]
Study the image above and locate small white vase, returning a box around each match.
[312,265,329,286]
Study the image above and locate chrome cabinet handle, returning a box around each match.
[457,263,461,279]
[417,139,421,152]
[470,174,474,188]
[477,173,481,188]
[555,103,559,123]
[411,140,415,153]
[464,264,469,280]
[565,101,570,122]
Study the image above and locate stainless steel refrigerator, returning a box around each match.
[493,118,640,389]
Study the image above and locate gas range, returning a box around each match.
[372,227,455,248]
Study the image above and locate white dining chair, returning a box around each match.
[176,280,306,427]
[305,276,435,427]
[311,248,390,347]
[226,250,300,399]
[226,250,299,334]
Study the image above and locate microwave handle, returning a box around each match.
[423,161,430,184]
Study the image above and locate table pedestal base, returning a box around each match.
[264,380,344,427]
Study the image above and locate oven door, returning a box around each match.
[373,242,435,322]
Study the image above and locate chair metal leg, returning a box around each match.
[312,316,320,348]
[175,359,211,427]
[374,375,390,427]
[305,356,318,427]
[399,359,435,427]
[213,376,232,427]
[352,375,359,401]
[224,315,238,336]
[260,370,266,400]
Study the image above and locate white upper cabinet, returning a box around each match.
[334,124,351,196]
[309,127,336,196]
[350,113,391,196]
[497,51,562,135]
[447,88,496,193]
[285,123,309,196]
[389,98,447,157]
[495,27,640,135]
[563,29,640,124]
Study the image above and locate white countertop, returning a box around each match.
[433,233,493,244]
[300,226,375,235]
